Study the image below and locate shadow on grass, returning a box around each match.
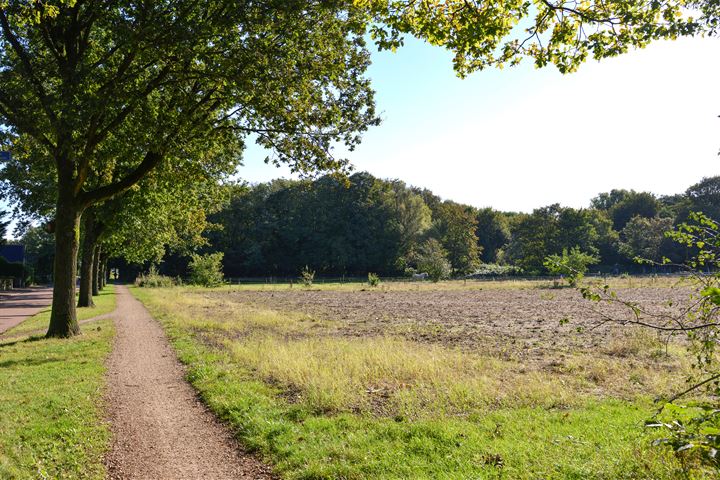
[0,334,47,350]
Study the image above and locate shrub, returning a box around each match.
[414,239,452,282]
[188,252,225,287]
[135,266,175,288]
[300,265,315,287]
[367,272,380,287]
[467,264,522,277]
[544,247,600,286]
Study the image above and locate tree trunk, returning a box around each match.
[77,211,96,308]
[47,199,82,338]
[92,245,101,296]
[100,254,108,289]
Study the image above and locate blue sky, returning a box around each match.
[3,34,719,237]
[241,35,720,212]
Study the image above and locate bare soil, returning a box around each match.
[105,285,272,479]
[213,286,691,357]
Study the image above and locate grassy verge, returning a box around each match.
[3,284,116,338]
[133,286,711,479]
[0,290,115,479]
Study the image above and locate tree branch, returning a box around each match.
[77,151,163,207]
[0,8,59,126]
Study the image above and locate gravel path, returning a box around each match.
[0,286,53,334]
[105,285,273,479]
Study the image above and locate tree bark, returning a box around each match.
[77,210,96,308]
[100,254,108,289]
[92,245,101,296]
[47,199,82,338]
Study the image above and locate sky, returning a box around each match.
[240,35,720,213]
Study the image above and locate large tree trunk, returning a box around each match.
[92,245,101,296]
[47,199,82,338]
[77,211,96,308]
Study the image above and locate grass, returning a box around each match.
[133,285,712,479]
[211,274,688,293]
[0,288,116,479]
[3,284,116,338]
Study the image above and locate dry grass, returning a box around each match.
[133,284,709,478]
[145,288,691,419]
[211,274,689,293]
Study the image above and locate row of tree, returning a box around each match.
[172,173,719,278]
[0,0,715,340]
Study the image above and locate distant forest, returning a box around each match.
[14,172,720,281]
[193,173,719,278]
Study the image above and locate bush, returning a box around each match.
[414,239,452,282]
[135,266,175,288]
[467,264,522,277]
[300,265,315,287]
[188,252,225,287]
[544,247,600,286]
[367,272,380,287]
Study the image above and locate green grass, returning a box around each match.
[3,284,116,338]
[0,290,115,479]
[133,286,712,479]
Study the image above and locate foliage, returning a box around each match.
[543,247,600,286]
[191,175,712,280]
[20,226,54,284]
[364,0,710,76]
[0,257,26,280]
[619,216,675,263]
[686,176,720,222]
[580,212,720,468]
[367,272,380,287]
[411,239,452,282]
[475,208,511,263]
[468,263,522,277]
[188,253,224,288]
[428,201,481,275]
[505,204,600,274]
[0,209,8,245]
[300,266,315,287]
[0,0,383,336]
[609,191,660,231]
[135,266,175,288]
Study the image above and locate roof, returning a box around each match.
[0,244,25,263]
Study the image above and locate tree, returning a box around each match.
[543,246,600,286]
[609,191,659,231]
[0,2,379,337]
[364,0,711,75]
[591,189,632,211]
[20,225,54,284]
[686,176,720,222]
[619,215,674,263]
[428,201,481,275]
[384,180,432,254]
[188,252,225,287]
[0,209,8,245]
[475,208,511,263]
[505,204,601,273]
[410,239,452,282]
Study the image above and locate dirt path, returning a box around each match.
[0,286,53,334]
[104,285,272,479]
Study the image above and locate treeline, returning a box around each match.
[198,173,720,277]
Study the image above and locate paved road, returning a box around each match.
[0,286,53,334]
